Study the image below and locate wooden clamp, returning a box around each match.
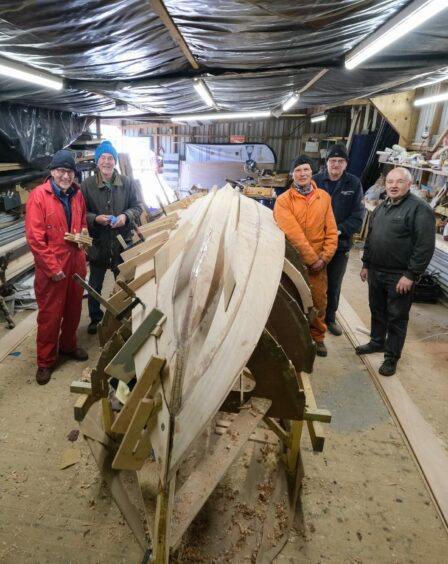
[105,309,166,383]
[114,279,146,321]
[297,371,331,452]
[73,274,131,329]
[112,393,163,471]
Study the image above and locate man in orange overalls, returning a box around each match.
[26,150,88,385]
[274,155,338,357]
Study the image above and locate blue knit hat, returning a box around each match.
[95,140,118,163]
[49,149,77,171]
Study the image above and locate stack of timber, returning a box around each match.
[75,186,329,562]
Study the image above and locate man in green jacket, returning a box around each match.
[81,140,143,334]
[356,167,435,376]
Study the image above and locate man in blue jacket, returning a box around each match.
[313,144,364,336]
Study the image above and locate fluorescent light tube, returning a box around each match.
[0,58,63,90]
[345,0,448,70]
[414,91,448,106]
[193,79,215,107]
[282,93,299,112]
[310,114,327,123]
[171,111,271,122]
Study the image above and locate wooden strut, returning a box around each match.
[338,295,448,532]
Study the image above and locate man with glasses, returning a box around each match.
[313,144,365,336]
[81,140,143,335]
[356,167,435,376]
[25,150,88,385]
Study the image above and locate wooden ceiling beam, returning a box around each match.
[149,0,199,70]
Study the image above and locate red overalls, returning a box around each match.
[25,179,87,368]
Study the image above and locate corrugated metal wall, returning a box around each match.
[121,112,350,171]
[415,84,448,142]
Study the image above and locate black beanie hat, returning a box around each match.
[290,155,314,173]
[327,143,349,161]
[49,149,77,171]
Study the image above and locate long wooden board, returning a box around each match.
[0,310,37,363]
[338,295,448,530]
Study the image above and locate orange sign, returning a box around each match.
[230,135,246,143]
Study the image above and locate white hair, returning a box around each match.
[387,167,413,183]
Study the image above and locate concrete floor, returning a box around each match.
[0,251,447,563]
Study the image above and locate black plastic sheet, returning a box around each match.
[0,0,447,118]
[0,102,92,165]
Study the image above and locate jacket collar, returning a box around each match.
[43,177,80,193]
[385,190,411,207]
[95,170,123,188]
[289,178,319,198]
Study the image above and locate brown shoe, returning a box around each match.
[59,348,89,361]
[36,367,52,385]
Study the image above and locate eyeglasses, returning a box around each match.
[328,159,346,165]
[54,168,75,176]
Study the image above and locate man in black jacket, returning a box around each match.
[356,167,435,376]
[81,140,143,334]
[313,144,364,336]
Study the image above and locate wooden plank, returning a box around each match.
[118,235,168,282]
[121,231,171,263]
[111,355,166,434]
[153,477,176,564]
[6,251,34,281]
[0,310,37,363]
[105,309,165,383]
[0,235,27,256]
[149,0,199,70]
[70,381,92,394]
[338,295,448,530]
[170,397,272,550]
[74,394,96,422]
[80,408,148,553]
[283,257,313,313]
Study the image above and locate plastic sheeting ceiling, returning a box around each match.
[0,0,447,161]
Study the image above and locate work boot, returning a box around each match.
[327,321,342,336]
[59,348,89,361]
[355,341,384,355]
[87,321,98,335]
[378,358,397,377]
[36,367,52,385]
[315,342,328,357]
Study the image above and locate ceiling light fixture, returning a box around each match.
[0,57,63,90]
[171,110,271,122]
[282,92,300,112]
[414,91,448,106]
[193,78,216,108]
[310,114,327,123]
[345,0,448,70]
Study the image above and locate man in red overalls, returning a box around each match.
[26,150,88,385]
